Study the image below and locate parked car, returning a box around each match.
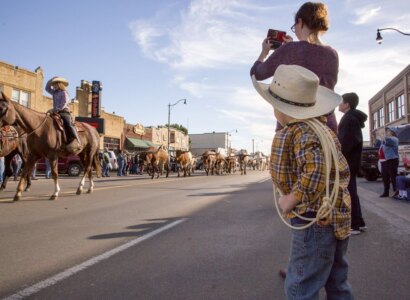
[360,146,380,181]
[36,155,83,177]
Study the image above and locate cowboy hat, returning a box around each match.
[252,65,342,119]
[51,77,69,87]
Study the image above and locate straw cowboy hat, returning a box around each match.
[51,76,69,87]
[252,65,342,119]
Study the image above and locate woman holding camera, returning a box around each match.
[250,2,339,133]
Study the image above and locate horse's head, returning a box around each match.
[0,92,17,126]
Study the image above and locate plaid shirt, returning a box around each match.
[270,117,351,240]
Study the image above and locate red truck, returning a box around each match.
[36,155,83,177]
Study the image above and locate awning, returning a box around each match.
[126,137,156,149]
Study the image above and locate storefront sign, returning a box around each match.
[75,116,105,134]
[91,81,102,118]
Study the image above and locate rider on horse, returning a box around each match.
[45,76,81,152]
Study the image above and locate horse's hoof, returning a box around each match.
[87,189,93,194]
[76,189,82,195]
[13,196,20,202]
[24,188,30,192]
[49,195,57,200]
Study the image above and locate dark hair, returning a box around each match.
[295,2,329,32]
[342,92,359,109]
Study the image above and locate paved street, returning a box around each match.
[0,172,409,300]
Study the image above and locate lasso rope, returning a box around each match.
[273,118,340,230]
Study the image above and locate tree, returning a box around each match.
[164,123,188,135]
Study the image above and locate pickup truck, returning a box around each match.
[360,146,380,181]
[36,155,83,177]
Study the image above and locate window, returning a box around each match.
[103,137,120,151]
[397,94,405,118]
[170,132,175,143]
[373,112,378,129]
[11,89,30,107]
[378,108,384,126]
[387,101,395,123]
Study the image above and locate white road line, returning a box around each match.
[3,218,186,300]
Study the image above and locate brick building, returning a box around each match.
[368,65,410,143]
[0,60,189,153]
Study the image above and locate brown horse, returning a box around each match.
[0,126,31,191]
[0,92,101,201]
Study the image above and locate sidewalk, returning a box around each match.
[358,178,410,231]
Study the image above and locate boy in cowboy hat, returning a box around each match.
[45,76,81,152]
[252,65,353,299]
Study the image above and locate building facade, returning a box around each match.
[369,65,410,144]
[189,132,228,156]
[0,61,125,151]
[1,60,190,154]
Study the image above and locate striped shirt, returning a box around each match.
[270,117,351,240]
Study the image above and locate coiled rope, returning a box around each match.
[273,118,340,230]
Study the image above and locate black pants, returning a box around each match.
[59,111,77,143]
[381,158,399,193]
[348,169,365,229]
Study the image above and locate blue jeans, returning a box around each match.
[103,163,110,177]
[0,158,4,183]
[285,224,353,300]
[396,175,410,191]
[117,161,124,176]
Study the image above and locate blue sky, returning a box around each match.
[2,0,410,155]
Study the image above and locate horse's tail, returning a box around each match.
[93,151,102,177]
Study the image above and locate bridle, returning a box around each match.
[0,104,49,139]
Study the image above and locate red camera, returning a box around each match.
[267,29,286,49]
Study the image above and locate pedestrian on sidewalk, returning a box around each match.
[117,150,124,176]
[102,148,110,177]
[394,174,410,200]
[338,92,367,235]
[0,157,4,186]
[380,128,399,197]
[45,158,52,179]
[252,64,353,299]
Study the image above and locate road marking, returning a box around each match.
[3,218,186,300]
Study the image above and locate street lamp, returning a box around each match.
[167,98,187,156]
[226,129,237,155]
[376,28,410,44]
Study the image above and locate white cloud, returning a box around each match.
[129,0,410,151]
[129,0,288,70]
[353,6,381,25]
[129,20,163,56]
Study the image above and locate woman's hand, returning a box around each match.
[283,35,293,44]
[257,38,271,62]
[262,38,271,53]
[278,192,299,214]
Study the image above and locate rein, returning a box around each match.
[272,118,340,230]
[12,113,49,139]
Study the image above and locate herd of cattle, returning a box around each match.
[139,146,269,179]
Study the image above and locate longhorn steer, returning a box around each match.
[141,146,170,179]
[202,150,216,176]
[238,150,249,175]
[176,150,192,177]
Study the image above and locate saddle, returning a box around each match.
[50,113,85,146]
